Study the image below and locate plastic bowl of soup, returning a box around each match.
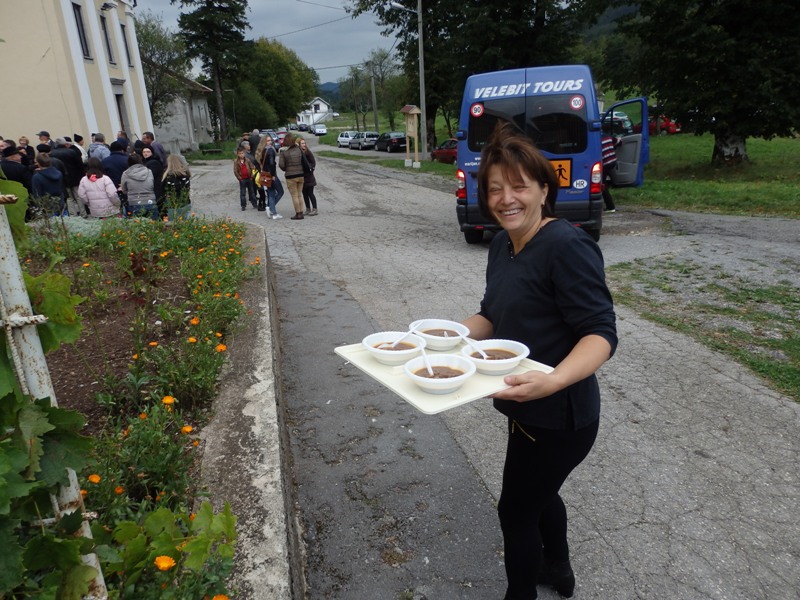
[362,331,426,366]
[460,339,529,375]
[403,353,476,395]
[409,319,470,351]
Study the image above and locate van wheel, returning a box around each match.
[464,230,483,244]
[587,228,601,242]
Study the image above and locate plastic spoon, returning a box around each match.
[458,333,489,359]
[379,325,420,349]
[419,347,434,376]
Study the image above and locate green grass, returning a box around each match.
[316,150,459,178]
[616,134,800,217]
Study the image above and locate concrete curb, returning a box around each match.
[198,223,301,598]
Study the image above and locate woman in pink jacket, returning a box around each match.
[78,157,121,218]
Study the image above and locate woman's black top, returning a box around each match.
[163,173,190,207]
[479,219,617,430]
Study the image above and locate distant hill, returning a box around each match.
[318,82,340,107]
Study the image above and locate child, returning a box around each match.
[233,148,256,210]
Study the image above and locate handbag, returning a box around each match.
[260,171,273,188]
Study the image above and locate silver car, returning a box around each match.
[349,131,379,150]
[337,131,358,147]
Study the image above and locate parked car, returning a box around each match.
[276,131,288,145]
[349,131,379,150]
[289,124,299,131]
[337,131,357,147]
[431,138,458,164]
[298,123,309,132]
[260,129,278,143]
[375,131,407,153]
[649,115,681,135]
[312,123,327,136]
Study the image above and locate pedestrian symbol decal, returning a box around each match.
[549,159,572,188]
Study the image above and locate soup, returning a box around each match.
[414,366,464,379]
[422,328,459,338]
[472,348,517,360]
[374,341,416,351]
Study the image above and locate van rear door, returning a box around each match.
[602,100,650,187]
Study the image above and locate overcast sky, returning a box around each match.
[136,0,395,84]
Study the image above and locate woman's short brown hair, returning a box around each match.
[476,121,559,223]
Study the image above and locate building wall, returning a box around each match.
[0,0,152,143]
[157,93,213,155]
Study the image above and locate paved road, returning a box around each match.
[191,152,799,599]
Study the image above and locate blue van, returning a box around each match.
[455,65,649,243]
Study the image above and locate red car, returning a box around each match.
[649,115,681,135]
[431,138,458,164]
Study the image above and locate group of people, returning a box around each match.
[0,129,190,220]
[234,129,318,221]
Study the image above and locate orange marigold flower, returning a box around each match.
[132,353,139,360]
[160,251,169,257]
[162,395,176,405]
[192,440,199,447]
[114,486,124,495]
[214,293,221,297]
[212,595,230,600]
[189,316,200,325]
[188,337,197,343]
[88,474,101,484]
[154,555,176,571]
[181,425,193,434]
[215,343,227,353]
[189,513,196,521]
[196,274,203,279]
[215,332,222,338]
[80,489,87,498]
[148,341,158,347]
[82,263,91,267]
[139,412,147,420]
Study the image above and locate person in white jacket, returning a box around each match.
[77,157,120,219]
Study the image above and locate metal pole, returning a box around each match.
[416,0,427,158]
[369,63,379,133]
[0,203,107,598]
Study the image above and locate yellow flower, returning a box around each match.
[215,343,227,353]
[148,341,158,347]
[188,337,197,343]
[181,425,193,434]
[162,395,176,405]
[114,485,124,495]
[154,555,176,571]
[189,316,200,325]
[88,474,101,484]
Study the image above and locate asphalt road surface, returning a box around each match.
[191,149,799,600]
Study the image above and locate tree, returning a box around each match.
[595,1,800,163]
[135,11,190,127]
[365,49,403,130]
[172,0,250,140]
[350,0,585,152]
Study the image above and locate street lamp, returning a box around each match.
[390,0,427,159]
[223,89,236,136]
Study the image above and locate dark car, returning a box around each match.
[431,138,458,164]
[298,123,309,132]
[375,131,407,153]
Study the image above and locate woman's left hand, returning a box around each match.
[491,370,560,402]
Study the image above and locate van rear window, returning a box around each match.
[468,94,588,156]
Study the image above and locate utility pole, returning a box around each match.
[369,62,379,132]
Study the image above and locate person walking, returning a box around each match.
[298,137,318,216]
[264,135,284,219]
[278,133,305,220]
[460,122,617,600]
[601,132,619,213]
[233,147,256,211]
[77,157,121,219]
[120,153,158,219]
[253,136,270,212]
[141,145,165,216]
[162,154,192,221]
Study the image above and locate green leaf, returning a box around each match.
[24,534,84,571]
[59,563,97,600]
[56,510,85,536]
[0,180,29,246]
[181,536,211,572]
[14,403,55,479]
[190,501,214,534]
[143,507,177,539]
[39,430,92,487]
[120,533,149,573]
[211,502,237,541]
[112,521,141,544]
[0,445,40,515]
[0,517,25,593]
[93,543,123,572]
[0,339,20,399]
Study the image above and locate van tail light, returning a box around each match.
[456,169,466,200]
[590,161,603,195]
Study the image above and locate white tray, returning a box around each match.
[334,342,553,415]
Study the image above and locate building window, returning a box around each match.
[120,23,133,67]
[100,15,115,64]
[72,3,91,59]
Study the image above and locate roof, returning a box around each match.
[401,105,421,114]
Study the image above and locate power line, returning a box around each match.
[294,0,346,10]
[271,15,350,38]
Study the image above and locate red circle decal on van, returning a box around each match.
[570,96,584,110]
[470,103,484,117]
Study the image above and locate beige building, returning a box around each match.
[0,0,152,144]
